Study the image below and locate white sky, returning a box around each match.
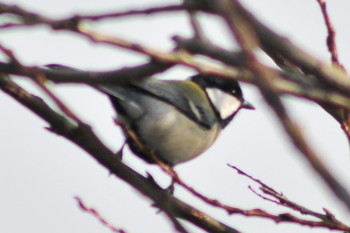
[1,0,350,233]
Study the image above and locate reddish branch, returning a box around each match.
[316,0,343,68]
[75,197,126,233]
[315,0,350,147]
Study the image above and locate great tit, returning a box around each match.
[45,64,253,166]
[100,74,254,166]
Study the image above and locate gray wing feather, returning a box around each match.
[100,79,215,129]
[100,85,144,120]
[131,80,215,129]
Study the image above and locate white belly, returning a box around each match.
[136,103,221,165]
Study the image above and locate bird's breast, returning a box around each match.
[134,102,221,165]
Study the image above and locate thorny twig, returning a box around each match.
[156,159,350,231]
[228,165,348,227]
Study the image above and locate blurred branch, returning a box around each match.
[173,36,350,109]
[75,4,184,21]
[187,10,205,39]
[241,8,350,94]
[0,3,184,28]
[0,45,82,122]
[2,2,350,104]
[1,2,350,92]
[3,43,350,113]
[0,60,173,84]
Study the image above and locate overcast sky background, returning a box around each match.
[1,0,350,233]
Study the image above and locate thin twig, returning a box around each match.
[188,10,205,39]
[315,0,343,69]
[228,165,346,223]
[81,4,184,21]
[0,3,185,28]
[314,0,350,145]
[75,197,126,233]
[34,74,82,123]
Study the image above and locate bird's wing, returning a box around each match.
[130,79,217,129]
[100,84,146,120]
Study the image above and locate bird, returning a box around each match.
[99,74,254,166]
[44,64,253,166]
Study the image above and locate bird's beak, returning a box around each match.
[242,100,255,110]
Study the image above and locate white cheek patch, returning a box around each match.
[206,88,242,119]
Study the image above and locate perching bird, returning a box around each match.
[45,64,253,166]
[100,74,254,166]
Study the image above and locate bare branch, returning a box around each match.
[78,4,185,21]
[0,61,173,84]
[0,3,185,28]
